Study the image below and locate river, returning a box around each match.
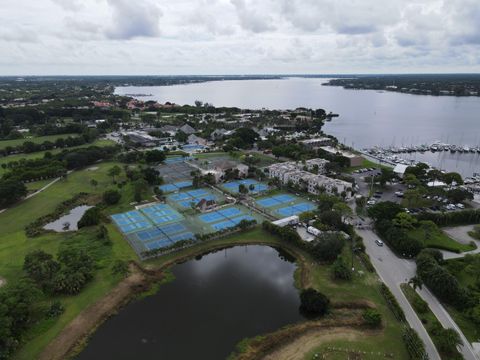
[116,77,480,176]
[76,246,302,360]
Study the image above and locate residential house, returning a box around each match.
[179,124,196,135]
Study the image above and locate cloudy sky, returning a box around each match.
[1,0,480,75]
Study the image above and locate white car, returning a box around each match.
[367,199,376,206]
[456,203,465,209]
[375,239,384,246]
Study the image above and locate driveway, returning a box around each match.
[357,229,440,360]
[441,225,480,260]
[358,228,479,360]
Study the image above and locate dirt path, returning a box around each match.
[38,264,158,360]
[263,328,366,360]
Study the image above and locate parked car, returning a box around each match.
[456,203,465,209]
[375,239,384,246]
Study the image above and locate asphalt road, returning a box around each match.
[357,229,441,360]
[358,228,479,360]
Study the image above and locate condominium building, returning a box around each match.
[266,159,352,198]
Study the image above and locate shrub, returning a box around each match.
[416,251,473,309]
[310,232,345,263]
[362,309,382,328]
[299,288,330,317]
[96,224,111,245]
[46,301,65,318]
[358,252,375,272]
[403,327,428,360]
[103,189,121,205]
[77,207,101,228]
[379,283,406,321]
[111,260,130,278]
[412,296,429,314]
[431,325,462,355]
[332,256,352,280]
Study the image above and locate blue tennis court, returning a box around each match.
[276,203,316,217]
[140,204,183,225]
[256,197,281,207]
[175,180,193,189]
[168,192,192,201]
[198,207,243,223]
[167,188,217,208]
[256,194,297,208]
[112,211,153,233]
[159,184,177,192]
[169,232,195,243]
[159,222,187,235]
[188,188,209,197]
[272,194,296,203]
[211,215,255,231]
[145,238,173,251]
[218,207,242,217]
[179,195,216,208]
[135,228,164,242]
[199,212,225,223]
[222,179,268,194]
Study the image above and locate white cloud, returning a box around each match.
[0,0,479,74]
[105,0,162,40]
[230,0,276,33]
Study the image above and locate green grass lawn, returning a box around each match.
[2,163,407,359]
[25,179,56,192]
[401,284,462,359]
[346,158,392,173]
[0,139,115,175]
[408,228,476,253]
[305,247,409,359]
[0,133,80,150]
[0,161,143,359]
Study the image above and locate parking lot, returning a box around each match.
[352,168,469,214]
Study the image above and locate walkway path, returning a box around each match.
[0,176,62,215]
[441,225,480,259]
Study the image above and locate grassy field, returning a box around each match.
[2,160,407,359]
[408,228,476,253]
[346,158,392,173]
[0,133,80,150]
[0,139,115,175]
[401,284,462,360]
[0,161,144,360]
[304,247,409,358]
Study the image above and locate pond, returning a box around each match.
[43,205,92,232]
[76,245,303,360]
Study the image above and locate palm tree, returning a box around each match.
[434,327,462,354]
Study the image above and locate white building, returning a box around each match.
[307,175,352,196]
[266,160,352,198]
[272,215,299,227]
[300,137,333,149]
